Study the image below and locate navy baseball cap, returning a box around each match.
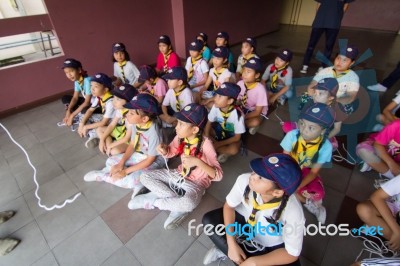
[91,73,113,89]
[299,102,335,128]
[250,153,302,196]
[188,40,203,52]
[158,35,171,45]
[315,78,339,96]
[277,49,293,62]
[243,57,263,73]
[112,43,126,53]
[123,93,161,115]
[216,31,229,41]
[162,66,188,81]
[138,65,157,83]
[215,82,241,99]
[62,58,82,69]
[339,44,359,61]
[212,46,229,58]
[243,37,257,49]
[197,32,208,43]
[111,84,138,101]
[174,103,208,129]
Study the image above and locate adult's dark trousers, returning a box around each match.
[202,208,301,266]
[302,27,340,67]
[382,61,400,89]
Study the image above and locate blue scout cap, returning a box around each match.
[299,102,335,128]
[243,37,257,49]
[339,44,359,61]
[216,31,229,41]
[123,93,161,115]
[188,40,204,52]
[158,35,171,45]
[62,58,82,69]
[112,43,126,53]
[91,73,113,89]
[162,66,188,81]
[215,82,241,99]
[315,78,339,96]
[243,57,263,73]
[277,49,293,62]
[197,32,208,43]
[138,65,157,83]
[174,103,208,129]
[111,84,138,102]
[250,153,302,196]
[212,46,229,59]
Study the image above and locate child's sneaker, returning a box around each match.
[277,97,286,106]
[85,136,99,148]
[70,123,79,132]
[164,211,189,230]
[374,176,390,189]
[217,154,230,164]
[84,170,105,182]
[57,121,66,127]
[131,184,146,199]
[300,65,308,74]
[367,83,387,92]
[249,126,259,135]
[127,192,157,210]
[304,199,326,224]
[372,124,384,132]
[203,245,227,265]
[360,162,372,172]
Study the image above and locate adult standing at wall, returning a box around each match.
[300,0,354,74]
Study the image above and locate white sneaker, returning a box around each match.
[127,192,157,210]
[249,126,259,135]
[316,67,324,74]
[300,65,308,74]
[203,245,227,265]
[374,176,390,189]
[304,199,326,224]
[367,83,387,92]
[83,170,105,182]
[217,154,229,164]
[57,121,66,127]
[277,97,286,106]
[131,184,145,199]
[372,124,384,132]
[85,136,99,148]
[360,162,372,172]
[164,211,189,230]
[202,91,215,99]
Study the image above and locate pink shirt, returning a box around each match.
[374,120,400,161]
[144,78,168,98]
[156,51,181,72]
[165,136,223,188]
[237,80,268,115]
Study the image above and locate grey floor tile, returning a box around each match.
[324,186,346,225]
[66,155,108,191]
[126,212,196,266]
[33,124,72,143]
[301,232,330,266]
[0,132,40,160]
[0,177,22,206]
[320,235,364,266]
[0,123,31,142]
[101,246,141,266]
[7,143,54,171]
[207,151,259,202]
[258,116,285,141]
[35,195,97,248]
[0,196,33,237]
[31,251,59,266]
[320,163,353,194]
[197,233,214,249]
[300,256,319,266]
[24,173,80,218]
[43,131,83,155]
[83,181,130,214]
[346,169,376,202]
[0,221,50,266]
[175,241,211,266]
[0,164,14,183]
[53,142,98,171]
[45,100,66,116]
[53,217,122,266]
[14,158,64,194]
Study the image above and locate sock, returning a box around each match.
[382,170,395,179]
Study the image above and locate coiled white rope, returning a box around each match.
[0,123,81,211]
[351,231,399,261]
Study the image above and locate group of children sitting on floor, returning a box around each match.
[58,31,400,265]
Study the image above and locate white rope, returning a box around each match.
[0,123,81,211]
[162,155,190,197]
[236,235,265,254]
[272,104,284,125]
[332,143,358,165]
[351,231,399,261]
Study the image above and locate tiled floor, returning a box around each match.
[0,25,399,265]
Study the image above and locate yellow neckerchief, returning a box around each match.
[213,67,226,90]
[100,91,113,113]
[219,105,234,139]
[270,64,288,89]
[174,85,186,111]
[240,54,255,74]
[181,136,200,176]
[149,78,158,95]
[118,60,127,83]
[241,82,257,109]
[247,191,281,227]
[132,121,153,153]
[77,75,85,96]
[332,68,350,79]
[290,135,323,168]
[188,55,203,81]
[119,108,129,126]
[163,49,173,72]
[201,46,206,54]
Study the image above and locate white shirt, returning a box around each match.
[185,57,209,92]
[208,105,246,135]
[113,61,140,85]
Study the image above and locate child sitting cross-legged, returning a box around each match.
[205,82,245,164]
[129,103,223,230]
